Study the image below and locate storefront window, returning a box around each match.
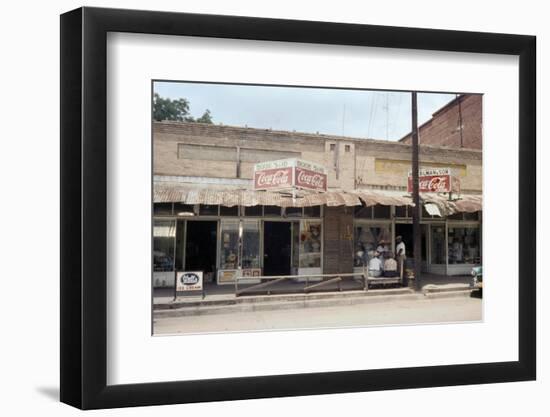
[219,205,239,216]
[264,205,281,217]
[199,204,219,216]
[394,206,410,218]
[353,224,391,267]
[285,207,303,218]
[153,203,173,216]
[219,219,239,270]
[448,226,481,264]
[299,221,322,268]
[304,206,321,218]
[153,220,176,271]
[174,203,195,217]
[430,225,446,264]
[373,204,391,219]
[242,220,261,269]
[354,205,373,219]
[463,211,480,221]
[244,205,262,216]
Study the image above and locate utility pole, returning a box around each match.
[411,92,422,291]
[457,94,464,148]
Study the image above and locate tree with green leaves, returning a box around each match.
[195,109,213,124]
[153,93,213,124]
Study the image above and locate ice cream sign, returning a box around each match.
[176,271,203,292]
[407,168,460,194]
[254,159,327,192]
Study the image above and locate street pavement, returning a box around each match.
[154,294,482,335]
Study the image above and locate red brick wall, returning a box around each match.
[401,94,482,149]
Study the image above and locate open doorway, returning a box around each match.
[263,221,292,276]
[395,223,427,261]
[185,221,217,283]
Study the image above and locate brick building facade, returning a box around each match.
[399,94,482,150]
[154,121,482,193]
[153,121,482,288]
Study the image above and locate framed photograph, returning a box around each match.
[60,6,536,410]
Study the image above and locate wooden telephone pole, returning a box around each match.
[411,92,422,291]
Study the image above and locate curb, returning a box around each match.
[153,287,475,318]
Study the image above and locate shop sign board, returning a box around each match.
[176,271,203,292]
[254,166,293,190]
[218,269,238,284]
[254,158,327,192]
[407,168,460,193]
[242,268,262,277]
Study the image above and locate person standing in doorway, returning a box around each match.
[395,235,406,280]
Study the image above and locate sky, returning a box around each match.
[154,81,457,141]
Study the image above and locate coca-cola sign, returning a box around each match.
[407,168,460,193]
[295,167,327,191]
[254,167,292,190]
[254,158,328,191]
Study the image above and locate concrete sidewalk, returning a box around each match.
[153,274,476,318]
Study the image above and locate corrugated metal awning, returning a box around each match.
[153,181,481,213]
[154,182,362,207]
[421,193,482,215]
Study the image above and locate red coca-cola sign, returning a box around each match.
[254,167,292,189]
[254,158,328,191]
[407,171,460,194]
[295,167,327,191]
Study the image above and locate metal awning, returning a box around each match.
[153,181,481,213]
[421,193,482,215]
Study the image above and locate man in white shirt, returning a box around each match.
[368,251,383,277]
[395,235,406,277]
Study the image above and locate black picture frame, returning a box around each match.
[60,6,536,410]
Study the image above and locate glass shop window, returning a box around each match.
[430,225,446,264]
[244,205,263,216]
[199,204,219,216]
[448,226,481,264]
[299,220,322,268]
[242,220,261,269]
[463,211,480,221]
[304,205,321,218]
[285,207,303,218]
[394,206,409,218]
[219,219,240,270]
[153,203,173,216]
[354,205,373,219]
[219,205,239,216]
[263,205,282,217]
[353,224,392,267]
[153,220,176,272]
[373,204,391,219]
[174,203,195,217]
